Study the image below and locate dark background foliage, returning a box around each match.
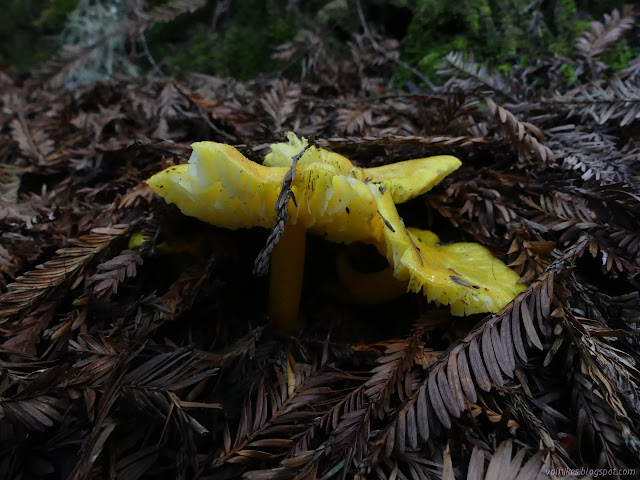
[2,0,636,80]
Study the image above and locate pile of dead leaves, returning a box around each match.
[1,6,640,480]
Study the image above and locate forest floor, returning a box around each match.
[1,6,640,480]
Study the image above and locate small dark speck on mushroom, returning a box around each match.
[378,210,395,232]
[346,207,350,214]
[450,275,480,289]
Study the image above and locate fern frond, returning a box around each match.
[0,225,128,323]
[320,134,489,150]
[1,395,67,431]
[520,188,640,275]
[10,114,55,165]
[371,452,442,480]
[507,232,552,285]
[89,250,143,296]
[0,363,71,431]
[1,302,57,357]
[366,318,440,416]
[370,273,553,457]
[558,305,640,463]
[439,52,519,102]
[576,6,636,68]
[260,79,300,132]
[213,353,367,474]
[550,78,640,127]
[486,98,556,166]
[442,440,567,480]
[622,54,640,80]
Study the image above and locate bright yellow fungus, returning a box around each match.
[147,133,525,330]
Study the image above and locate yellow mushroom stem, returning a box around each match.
[335,250,409,304]
[268,222,306,333]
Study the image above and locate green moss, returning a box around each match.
[34,0,80,27]
[150,0,308,79]
[417,51,446,78]
[550,0,579,53]
[164,23,215,74]
[0,0,79,73]
[2,0,634,82]
[602,39,636,73]
[559,63,577,82]
[577,0,627,17]
[404,0,533,85]
[401,0,603,86]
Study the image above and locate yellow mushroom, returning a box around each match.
[146,133,525,331]
[334,248,409,305]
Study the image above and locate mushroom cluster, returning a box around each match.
[147,133,525,331]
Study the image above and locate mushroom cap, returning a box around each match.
[147,133,524,315]
[147,134,461,243]
[147,143,286,229]
[370,185,526,314]
[266,132,463,204]
[408,231,526,315]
